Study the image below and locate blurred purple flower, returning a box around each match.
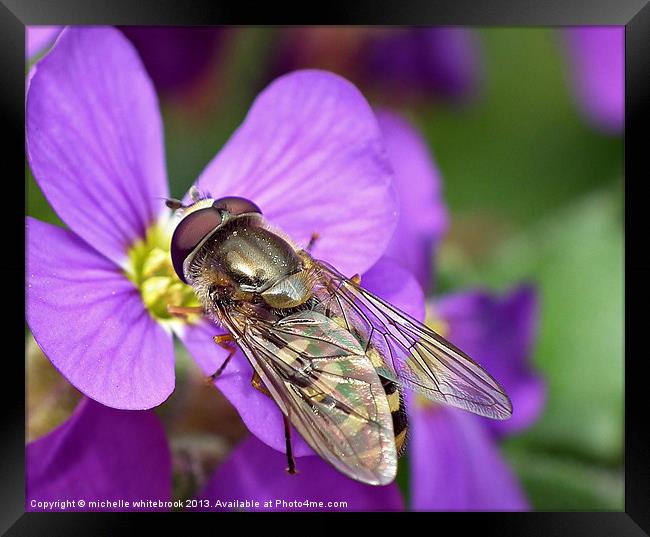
[26,398,171,511]
[435,286,544,438]
[270,27,482,103]
[563,27,624,133]
[26,25,227,99]
[409,402,526,511]
[363,28,481,101]
[194,435,404,512]
[376,110,447,292]
[410,285,541,511]
[119,26,226,97]
[376,109,544,510]
[26,25,397,423]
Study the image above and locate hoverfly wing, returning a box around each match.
[311,261,513,420]
[219,307,398,486]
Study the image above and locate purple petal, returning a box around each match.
[120,26,226,96]
[177,321,313,457]
[26,218,175,410]
[195,435,404,511]
[365,28,481,99]
[26,26,62,59]
[564,27,624,133]
[193,69,398,277]
[434,284,544,436]
[410,406,528,511]
[26,26,169,267]
[362,256,426,322]
[27,398,172,511]
[375,110,447,291]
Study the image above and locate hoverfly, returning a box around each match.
[166,189,512,486]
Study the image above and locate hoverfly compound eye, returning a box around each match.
[212,196,262,216]
[170,207,222,283]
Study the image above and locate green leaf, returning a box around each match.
[503,446,624,510]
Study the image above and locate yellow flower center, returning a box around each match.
[125,219,201,327]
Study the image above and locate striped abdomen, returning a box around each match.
[366,348,408,456]
[380,377,409,456]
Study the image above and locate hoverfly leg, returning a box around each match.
[283,415,298,475]
[250,372,296,473]
[306,232,320,252]
[250,372,271,397]
[167,305,204,318]
[207,334,237,384]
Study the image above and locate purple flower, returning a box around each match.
[434,286,544,437]
[410,286,541,511]
[375,110,447,292]
[375,108,544,510]
[26,26,397,423]
[409,401,527,511]
[26,398,171,511]
[563,27,624,133]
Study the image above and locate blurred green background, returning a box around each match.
[26,27,624,510]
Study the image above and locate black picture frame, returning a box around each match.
[3,0,644,534]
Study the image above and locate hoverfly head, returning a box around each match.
[170,204,222,284]
[169,194,262,283]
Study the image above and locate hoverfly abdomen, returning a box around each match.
[380,377,409,456]
[366,345,409,457]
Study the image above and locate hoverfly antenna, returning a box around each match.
[164,198,185,211]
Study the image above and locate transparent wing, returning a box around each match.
[219,307,397,486]
[310,260,513,420]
